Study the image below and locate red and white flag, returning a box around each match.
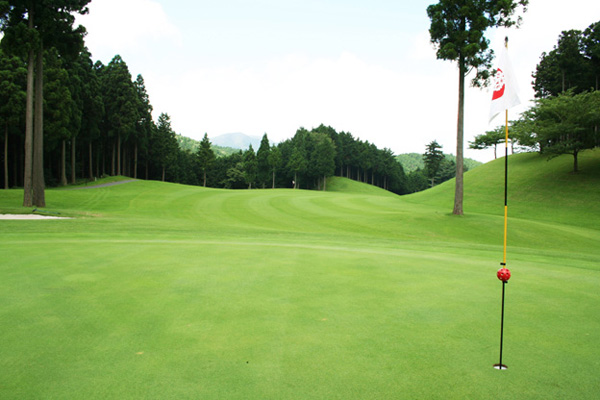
[489,45,520,123]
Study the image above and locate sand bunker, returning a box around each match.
[0,214,71,220]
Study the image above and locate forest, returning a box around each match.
[1,3,598,203]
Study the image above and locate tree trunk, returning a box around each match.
[4,125,8,189]
[60,140,67,186]
[162,166,165,182]
[573,150,579,173]
[88,142,93,180]
[111,142,115,176]
[294,172,297,189]
[23,46,35,206]
[453,55,465,216]
[272,170,275,189]
[32,45,45,207]
[323,175,327,191]
[71,137,76,184]
[134,142,138,179]
[117,133,121,176]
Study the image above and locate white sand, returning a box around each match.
[0,214,71,220]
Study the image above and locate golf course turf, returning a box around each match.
[1,150,599,399]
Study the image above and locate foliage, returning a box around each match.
[533,24,599,98]
[517,90,600,172]
[423,140,444,187]
[196,133,215,187]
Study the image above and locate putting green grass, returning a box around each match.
[1,150,599,399]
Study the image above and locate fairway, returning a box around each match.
[1,151,600,399]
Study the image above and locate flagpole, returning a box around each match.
[494,37,512,371]
[497,108,510,371]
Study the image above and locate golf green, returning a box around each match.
[1,151,599,399]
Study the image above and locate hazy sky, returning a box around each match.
[77,0,600,162]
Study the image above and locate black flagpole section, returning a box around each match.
[495,106,510,370]
[498,280,507,369]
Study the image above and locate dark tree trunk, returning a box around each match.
[60,140,67,186]
[111,142,115,176]
[453,53,465,216]
[89,142,93,180]
[32,45,45,207]
[3,125,8,189]
[117,134,121,176]
[134,142,138,179]
[71,137,76,184]
[23,46,35,206]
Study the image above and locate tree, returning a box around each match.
[1,0,90,206]
[583,21,600,91]
[152,113,178,181]
[311,132,336,190]
[267,145,282,189]
[469,127,505,159]
[102,55,139,176]
[133,74,153,179]
[533,30,592,98]
[43,47,75,186]
[256,133,271,188]
[0,48,26,189]
[196,133,215,187]
[523,90,600,172]
[423,140,444,187]
[243,145,257,189]
[427,0,528,214]
[287,137,307,189]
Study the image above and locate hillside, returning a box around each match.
[210,132,262,150]
[405,148,600,230]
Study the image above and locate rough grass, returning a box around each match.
[1,150,599,399]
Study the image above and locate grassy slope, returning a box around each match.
[1,151,599,399]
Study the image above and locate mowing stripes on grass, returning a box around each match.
[1,152,599,399]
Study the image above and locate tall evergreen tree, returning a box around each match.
[267,145,282,189]
[427,0,528,215]
[133,74,152,179]
[423,140,444,187]
[256,133,271,188]
[0,48,26,189]
[0,0,89,206]
[152,113,178,182]
[243,144,257,189]
[102,55,139,176]
[196,133,215,187]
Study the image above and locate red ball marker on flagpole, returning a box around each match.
[497,267,511,282]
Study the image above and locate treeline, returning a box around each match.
[0,42,416,193]
[188,124,412,194]
[0,3,419,196]
[471,20,600,172]
[0,46,186,188]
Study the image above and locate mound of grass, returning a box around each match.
[0,152,599,399]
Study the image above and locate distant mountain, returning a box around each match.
[210,133,261,150]
[176,134,240,157]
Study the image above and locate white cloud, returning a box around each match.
[77,0,182,62]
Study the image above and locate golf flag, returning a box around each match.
[489,44,520,123]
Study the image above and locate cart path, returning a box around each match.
[64,179,138,190]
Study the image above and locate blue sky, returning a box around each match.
[77,0,600,162]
